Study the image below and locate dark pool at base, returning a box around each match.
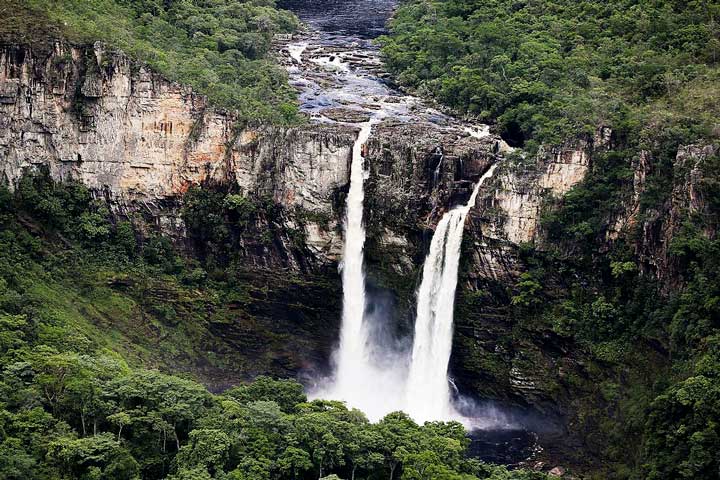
[467,428,538,465]
[278,0,397,39]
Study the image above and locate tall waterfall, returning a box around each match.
[335,122,373,384]
[405,165,498,423]
[319,122,406,421]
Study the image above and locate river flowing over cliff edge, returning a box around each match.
[276,0,515,425]
[6,0,716,470]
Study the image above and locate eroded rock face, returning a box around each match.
[0,40,602,413]
[633,144,719,285]
[0,42,359,267]
[0,40,599,282]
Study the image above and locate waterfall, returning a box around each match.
[335,121,373,384]
[318,121,406,421]
[318,121,498,423]
[288,42,308,64]
[405,164,498,423]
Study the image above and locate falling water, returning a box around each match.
[335,121,373,383]
[405,164,498,423]
[316,121,406,420]
[288,42,308,64]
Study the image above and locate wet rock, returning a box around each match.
[321,108,372,123]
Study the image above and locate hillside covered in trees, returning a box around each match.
[381,0,720,148]
[383,1,720,479]
[0,172,551,479]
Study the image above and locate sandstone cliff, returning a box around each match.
[10,39,713,431]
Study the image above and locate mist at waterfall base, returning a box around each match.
[310,121,409,421]
[307,134,512,428]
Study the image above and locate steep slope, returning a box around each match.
[380,0,720,477]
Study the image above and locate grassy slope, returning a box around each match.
[0,177,341,390]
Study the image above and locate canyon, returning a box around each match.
[2,0,718,471]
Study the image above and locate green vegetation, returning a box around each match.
[384,2,720,477]
[0,168,344,385]
[507,134,720,477]
[2,0,301,124]
[0,172,544,479]
[381,0,720,148]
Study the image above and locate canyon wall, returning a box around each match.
[0,42,598,272]
[0,41,596,399]
[4,40,715,424]
[0,42,359,269]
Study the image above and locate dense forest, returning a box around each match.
[383,1,720,479]
[0,173,550,479]
[381,0,720,149]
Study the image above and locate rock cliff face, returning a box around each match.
[0,41,599,273]
[0,40,611,412]
[0,42,358,268]
[627,144,719,285]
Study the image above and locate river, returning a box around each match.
[276,0,543,468]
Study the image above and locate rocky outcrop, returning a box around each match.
[0,41,359,266]
[0,39,600,278]
[623,144,719,283]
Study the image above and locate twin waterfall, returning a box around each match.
[322,123,497,424]
[405,165,498,423]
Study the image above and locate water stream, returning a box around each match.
[321,119,407,421]
[405,165,498,424]
[279,0,509,427]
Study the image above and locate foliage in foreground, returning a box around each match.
[0,172,547,479]
[3,0,301,124]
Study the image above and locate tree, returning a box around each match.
[294,411,346,479]
[47,433,140,480]
[230,457,273,480]
[278,446,312,480]
[30,349,82,415]
[642,337,720,480]
[173,429,232,476]
[376,412,420,480]
[0,437,40,480]
[225,376,306,413]
[108,411,132,441]
[345,427,383,480]
[65,355,128,436]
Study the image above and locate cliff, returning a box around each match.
[4,40,718,469]
[0,40,597,394]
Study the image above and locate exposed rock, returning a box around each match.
[606,143,720,285]
[0,39,623,443]
[320,107,372,123]
[0,42,357,268]
[488,138,593,246]
[549,466,567,477]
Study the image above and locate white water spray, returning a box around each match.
[405,164,498,423]
[288,42,308,64]
[315,121,407,421]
